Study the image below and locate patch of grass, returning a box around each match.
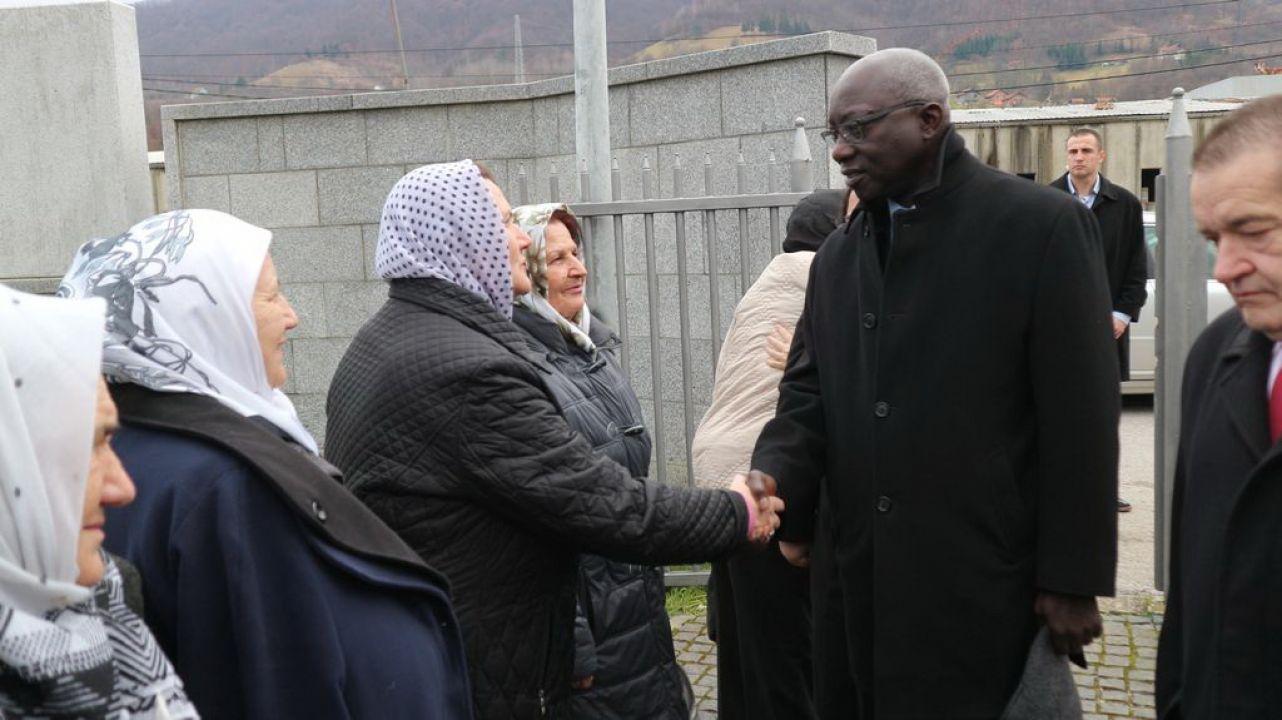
[665,585,708,617]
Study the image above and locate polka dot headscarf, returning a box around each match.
[375,160,514,318]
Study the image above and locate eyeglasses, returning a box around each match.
[821,101,929,146]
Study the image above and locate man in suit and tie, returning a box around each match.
[1156,94,1282,719]
[1051,128,1148,513]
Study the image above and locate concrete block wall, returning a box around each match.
[161,31,874,458]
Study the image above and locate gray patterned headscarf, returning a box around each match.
[57,210,317,454]
[376,160,515,318]
[512,203,595,355]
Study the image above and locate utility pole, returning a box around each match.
[572,0,618,325]
[514,15,526,84]
[1154,88,1205,590]
[388,0,410,89]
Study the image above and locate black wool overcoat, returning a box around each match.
[753,131,1120,719]
[1157,310,1282,719]
[1049,172,1149,380]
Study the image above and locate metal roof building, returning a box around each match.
[949,95,1247,203]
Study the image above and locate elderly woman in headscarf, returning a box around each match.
[509,203,692,719]
[57,210,472,719]
[691,187,856,720]
[325,160,783,720]
[0,286,196,719]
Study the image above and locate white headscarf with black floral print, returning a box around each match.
[57,210,317,454]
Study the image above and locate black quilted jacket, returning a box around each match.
[512,306,693,720]
[325,278,748,719]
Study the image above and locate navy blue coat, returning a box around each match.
[104,384,472,720]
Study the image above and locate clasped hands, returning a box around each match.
[729,470,785,544]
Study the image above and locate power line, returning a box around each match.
[143,33,1282,93]
[949,33,1282,79]
[142,86,261,99]
[142,70,566,81]
[136,0,1237,58]
[955,47,1282,94]
[951,17,1282,58]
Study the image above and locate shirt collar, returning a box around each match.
[1066,173,1101,198]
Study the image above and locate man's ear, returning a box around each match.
[919,103,947,140]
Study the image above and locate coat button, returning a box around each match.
[311,500,328,523]
[862,313,877,329]
[873,401,890,418]
[877,496,893,513]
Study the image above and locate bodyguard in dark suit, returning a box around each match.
[751,48,1120,719]
[1051,128,1149,513]
[1049,128,1149,381]
[1157,95,1282,720]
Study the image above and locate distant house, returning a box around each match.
[983,89,1026,107]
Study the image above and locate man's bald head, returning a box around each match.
[834,48,952,113]
[826,48,953,203]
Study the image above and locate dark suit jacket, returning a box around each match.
[1157,310,1282,719]
[1050,173,1149,379]
[752,130,1120,719]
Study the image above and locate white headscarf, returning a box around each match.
[512,203,596,356]
[0,286,197,719]
[375,160,514,317]
[58,209,318,453]
[0,286,104,616]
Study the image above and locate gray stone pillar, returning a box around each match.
[0,0,152,290]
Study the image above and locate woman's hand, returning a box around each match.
[730,470,784,543]
[765,323,794,371]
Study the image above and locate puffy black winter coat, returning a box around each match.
[512,306,693,720]
[325,278,747,719]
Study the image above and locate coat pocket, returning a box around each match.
[986,447,1029,561]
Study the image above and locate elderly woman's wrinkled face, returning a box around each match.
[482,179,533,296]
[252,255,299,390]
[78,379,136,587]
[544,219,588,321]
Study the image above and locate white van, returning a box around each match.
[1124,211,1234,394]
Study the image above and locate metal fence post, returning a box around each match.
[1154,87,1205,591]
[703,154,723,361]
[790,117,813,192]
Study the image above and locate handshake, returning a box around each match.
[729,470,786,545]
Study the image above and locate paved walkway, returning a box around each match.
[670,593,1166,717]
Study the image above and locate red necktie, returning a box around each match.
[1271,367,1282,444]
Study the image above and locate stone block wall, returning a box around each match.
[160,31,874,467]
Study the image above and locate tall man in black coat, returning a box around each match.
[1050,128,1149,513]
[751,48,1120,719]
[1156,94,1282,720]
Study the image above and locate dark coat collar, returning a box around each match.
[1050,172,1120,204]
[389,277,552,370]
[1214,322,1275,460]
[511,305,620,358]
[109,383,450,589]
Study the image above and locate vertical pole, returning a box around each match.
[388,0,410,89]
[790,117,813,192]
[1155,87,1204,591]
[514,14,526,84]
[549,162,561,203]
[573,0,619,326]
[517,163,529,205]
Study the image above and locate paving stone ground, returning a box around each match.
[669,595,1165,718]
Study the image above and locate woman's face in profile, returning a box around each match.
[78,379,136,587]
[482,179,533,296]
[543,219,587,320]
